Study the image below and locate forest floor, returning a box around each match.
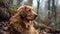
[0,21,60,34]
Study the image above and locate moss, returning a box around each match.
[0,0,3,2]
[9,8,17,15]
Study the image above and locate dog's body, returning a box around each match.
[9,6,39,34]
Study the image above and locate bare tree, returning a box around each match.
[47,0,51,25]
[36,0,41,23]
[52,0,56,21]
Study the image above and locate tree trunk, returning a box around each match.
[37,0,40,23]
[52,0,56,21]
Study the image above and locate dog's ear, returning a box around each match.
[20,22,26,29]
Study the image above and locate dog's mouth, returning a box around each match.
[27,13,37,20]
[26,17,34,20]
[26,15,37,21]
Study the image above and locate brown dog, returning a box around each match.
[9,6,39,34]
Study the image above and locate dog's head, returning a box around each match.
[17,6,37,21]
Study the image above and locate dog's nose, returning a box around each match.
[34,14,37,19]
[35,14,37,17]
